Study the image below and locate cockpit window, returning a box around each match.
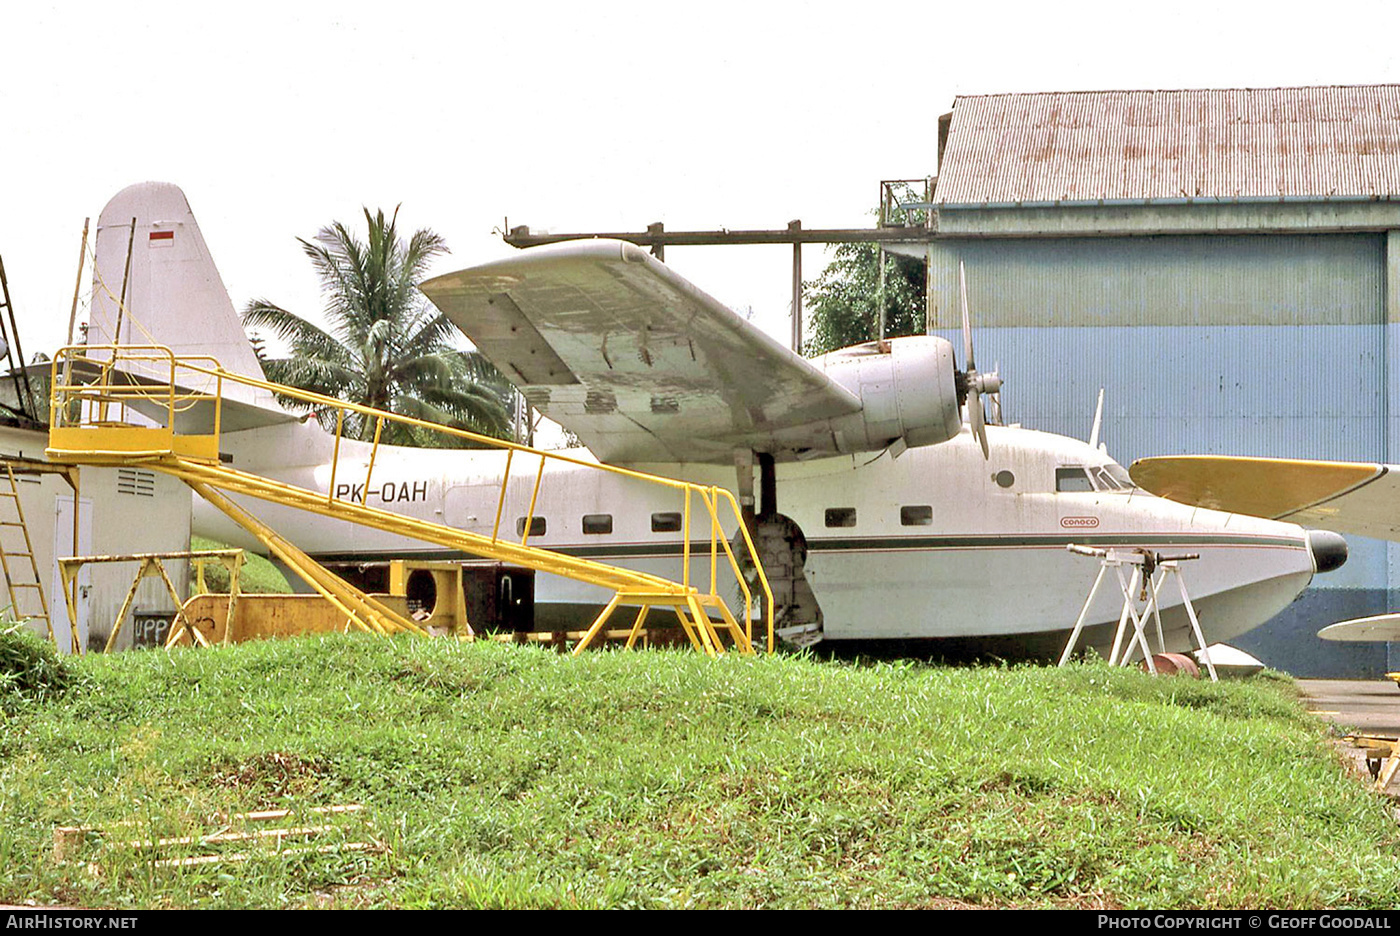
[1055,467,1094,493]
[1058,464,1137,493]
[1102,464,1137,489]
[1089,466,1121,490]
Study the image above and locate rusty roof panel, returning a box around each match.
[937,86,1400,206]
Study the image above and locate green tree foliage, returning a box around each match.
[802,245,927,357]
[243,208,515,446]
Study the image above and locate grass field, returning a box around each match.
[1,632,1398,909]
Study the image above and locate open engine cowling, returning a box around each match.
[810,335,964,454]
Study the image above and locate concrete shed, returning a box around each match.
[901,85,1400,676]
[0,422,191,653]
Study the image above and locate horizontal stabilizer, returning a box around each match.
[56,356,299,435]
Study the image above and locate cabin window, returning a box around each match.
[825,507,857,528]
[651,512,683,533]
[994,470,1015,489]
[900,505,933,527]
[516,516,546,537]
[582,514,613,535]
[1055,467,1094,493]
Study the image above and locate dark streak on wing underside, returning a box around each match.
[419,240,863,463]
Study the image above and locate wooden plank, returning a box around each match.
[152,842,374,869]
[53,804,365,860]
[129,824,333,850]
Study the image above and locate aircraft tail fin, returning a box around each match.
[87,182,287,419]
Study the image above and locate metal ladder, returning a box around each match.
[0,464,51,642]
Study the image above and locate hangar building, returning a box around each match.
[905,85,1400,676]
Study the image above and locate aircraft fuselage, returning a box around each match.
[195,419,1327,654]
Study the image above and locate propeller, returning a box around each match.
[959,261,1002,459]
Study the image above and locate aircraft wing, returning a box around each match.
[419,240,863,463]
[1129,455,1400,540]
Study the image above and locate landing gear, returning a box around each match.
[737,450,824,646]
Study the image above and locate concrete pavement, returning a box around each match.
[1297,679,1400,738]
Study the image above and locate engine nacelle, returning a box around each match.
[812,335,963,454]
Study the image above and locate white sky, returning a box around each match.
[4,1,1400,360]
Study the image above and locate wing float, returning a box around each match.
[1316,614,1400,643]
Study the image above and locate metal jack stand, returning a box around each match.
[1058,545,1218,682]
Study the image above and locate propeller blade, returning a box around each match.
[991,360,1003,426]
[969,386,989,459]
[959,261,974,371]
[958,260,997,457]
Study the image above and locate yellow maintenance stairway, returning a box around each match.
[45,345,773,656]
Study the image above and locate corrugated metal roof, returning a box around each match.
[936,86,1400,206]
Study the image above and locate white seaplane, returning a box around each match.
[80,182,1348,656]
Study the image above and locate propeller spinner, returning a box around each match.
[958,262,1002,459]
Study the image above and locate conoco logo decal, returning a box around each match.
[1061,516,1099,529]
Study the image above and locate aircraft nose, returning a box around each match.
[1308,530,1348,574]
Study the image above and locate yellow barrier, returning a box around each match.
[58,548,244,651]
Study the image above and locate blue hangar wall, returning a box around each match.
[909,224,1400,677]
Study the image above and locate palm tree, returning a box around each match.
[243,207,515,446]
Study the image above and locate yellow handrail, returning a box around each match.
[360,415,384,506]
[491,448,514,544]
[521,454,546,549]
